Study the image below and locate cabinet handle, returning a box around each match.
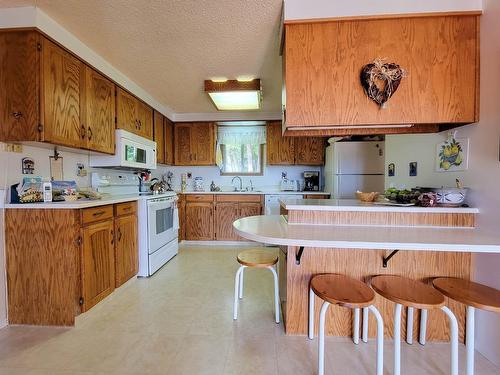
[87,126,93,141]
[135,120,139,129]
[12,111,23,119]
[92,210,105,217]
[111,230,114,245]
[122,206,131,211]
[117,228,122,242]
[139,120,142,129]
[80,124,86,139]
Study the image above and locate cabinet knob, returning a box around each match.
[117,228,122,242]
[12,111,23,119]
[87,126,93,141]
[80,125,87,139]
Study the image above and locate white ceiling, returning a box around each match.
[0,0,283,118]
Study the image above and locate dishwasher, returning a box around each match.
[264,194,303,215]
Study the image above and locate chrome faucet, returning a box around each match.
[232,176,243,191]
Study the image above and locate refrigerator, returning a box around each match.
[324,141,385,199]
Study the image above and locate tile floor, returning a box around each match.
[0,245,498,375]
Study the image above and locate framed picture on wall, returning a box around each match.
[436,137,469,172]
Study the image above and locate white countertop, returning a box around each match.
[178,190,329,195]
[233,215,500,253]
[4,192,177,209]
[280,198,479,214]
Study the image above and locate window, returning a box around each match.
[217,126,266,175]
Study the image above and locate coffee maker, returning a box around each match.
[303,171,320,191]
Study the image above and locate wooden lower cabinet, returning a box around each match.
[215,203,240,240]
[185,202,214,240]
[114,214,138,287]
[81,219,115,312]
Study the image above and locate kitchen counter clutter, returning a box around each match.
[178,190,330,195]
[233,198,498,341]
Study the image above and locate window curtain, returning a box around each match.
[216,126,266,169]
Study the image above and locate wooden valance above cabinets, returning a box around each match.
[282,13,481,136]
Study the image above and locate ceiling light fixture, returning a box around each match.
[204,79,261,111]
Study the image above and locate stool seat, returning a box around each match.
[371,275,445,309]
[311,274,375,308]
[237,248,278,268]
[433,277,500,313]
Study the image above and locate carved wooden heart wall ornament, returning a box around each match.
[360,59,406,108]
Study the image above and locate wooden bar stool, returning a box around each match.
[371,275,459,375]
[433,277,500,375]
[308,274,384,375]
[233,248,280,323]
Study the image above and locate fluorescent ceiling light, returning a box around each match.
[205,79,261,111]
[208,91,260,110]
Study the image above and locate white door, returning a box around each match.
[334,175,385,199]
[335,142,385,174]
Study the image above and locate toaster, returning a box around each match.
[280,179,300,191]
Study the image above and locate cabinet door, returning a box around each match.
[185,202,214,240]
[0,31,40,142]
[239,202,262,217]
[266,121,295,165]
[41,37,84,148]
[154,110,165,164]
[174,123,193,165]
[177,196,186,241]
[165,117,174,165]
[137,101,153,139]
[191,122,215,165]
[294,137,325,165]
[82,67,115,154]
[215,203,239,241]
[114,214,138,287]
[116,87,138,134]
[81,220,115,312]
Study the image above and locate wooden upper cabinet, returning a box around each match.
[116,87,139,134]
[81,66,115,154]
[294,137,325,165]
[185,202,214,240]
[0,31,40,142]
[114,214,138,287]
[137,100,153,139]
[284,14,480,130]
[81,219,115,312]
[40,37,85,148]
[174,122,216,166]
[164,117,174,165]
[266,121,295,165]
[154,110,166,164]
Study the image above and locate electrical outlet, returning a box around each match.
[187,172,192,179]
[2,143,23,153]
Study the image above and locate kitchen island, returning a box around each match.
[233,199,499,343]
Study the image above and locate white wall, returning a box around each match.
[385,0,500,365]
[284,0,482,21]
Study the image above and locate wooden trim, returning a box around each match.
[283,124,440,137]
[283,11,482,25]
[204,79,260,92]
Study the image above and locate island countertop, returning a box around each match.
[233,215,500,253]
[280,198,479,214]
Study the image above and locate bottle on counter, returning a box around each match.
[181,174,187,192]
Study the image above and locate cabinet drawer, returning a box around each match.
[115,201,137,217]
[185,194,214,202]
[216,194,262,203]
[81,205,114,225]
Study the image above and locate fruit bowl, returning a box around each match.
[356,191,379,202]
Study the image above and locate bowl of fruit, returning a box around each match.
[384,188,421,204]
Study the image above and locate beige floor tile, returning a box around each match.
[0,245,498,375]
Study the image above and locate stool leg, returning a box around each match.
[238,266,244,299]
[368,305,384,375]
[233,266,245,320]
[362,307,369,343]
[394,303,402,375]
[353,308,360,344]
[309,287,315,340]
[466,306,475,375]
[406,307,414,344]
[318,301,331,375]
[419,309,428,345]
[268,266,280,324]
[441,305,459,375]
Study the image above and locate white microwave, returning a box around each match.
[90,129,157,170]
